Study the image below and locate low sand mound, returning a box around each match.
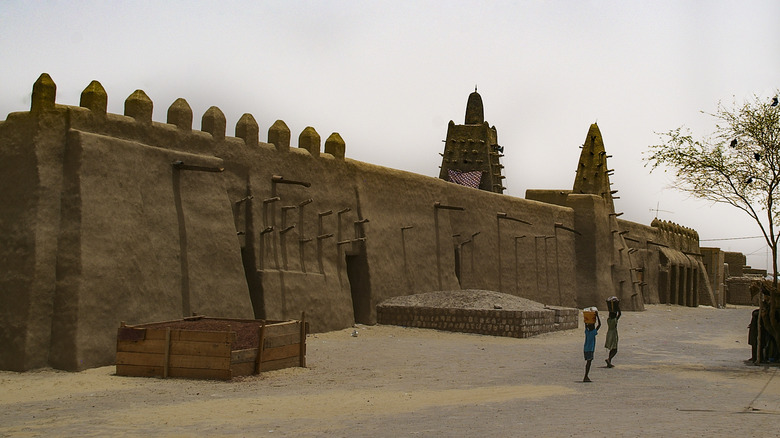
[379,289,549,311]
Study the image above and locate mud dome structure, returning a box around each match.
[1,74,729,371]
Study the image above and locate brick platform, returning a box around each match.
[376,304,578,338]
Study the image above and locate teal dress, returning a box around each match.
[604,317,618,350]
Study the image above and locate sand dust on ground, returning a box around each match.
[1,305,778,437]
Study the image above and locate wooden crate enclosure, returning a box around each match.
[116,315,306,380]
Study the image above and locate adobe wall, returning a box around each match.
[525,191,644,310]
[700,247,726,307]
[614,219,661,304]
[213,127,578,324]
[724,252,746,277]
[0,88,256,370]
[0,105,69,371]
[726,277,758,305]
[0,75,580,371]
[618,218,715,307]
[0,74,737,371]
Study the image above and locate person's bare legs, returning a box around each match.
[606,349,617,368]
[584,359,592,382]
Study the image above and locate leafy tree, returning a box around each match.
[645,91,780,361]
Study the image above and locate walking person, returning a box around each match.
[583,310,601,382]
[605,308,621,368]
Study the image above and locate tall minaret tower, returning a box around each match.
[438,89,506,193]
[573,123,616,212]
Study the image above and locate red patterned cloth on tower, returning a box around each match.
[448,169,482,188]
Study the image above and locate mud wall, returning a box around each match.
[0,75,580,371]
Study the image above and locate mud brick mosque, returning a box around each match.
[0,74,763,371]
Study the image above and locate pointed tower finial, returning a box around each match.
[465,89,484,125]
[572,123,615,212]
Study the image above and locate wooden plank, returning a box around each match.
[170,341,231,357]
[116,351,231,370]
[163,327,171,378]
[268,322,301,337]
[300,311,306,367]
[262,343,300,362]
[116,364,160,378]
[259,356,300,372]
[117,339,231,357]
[231,344,300,364]
[117,339,166,354]
[117,327,146,342]
[168,367,231,380]
[131,316,206,327]
[116,364,232,380]
[175,329,235,344]
[231,361,256,377]
[169,354,230,370]
[143,328,234,344]
[262,319,291,325]
[116,351,163,367]
[255,322,266,374]
[231,348,258,364]
[138,328,173,340]
[263,332,300,349]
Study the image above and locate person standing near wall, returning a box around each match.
[748,308,759,362]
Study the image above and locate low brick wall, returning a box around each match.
[376,305,578,338]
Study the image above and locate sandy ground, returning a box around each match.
[1,304,778,437]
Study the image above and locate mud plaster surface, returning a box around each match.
[1,305,779,437]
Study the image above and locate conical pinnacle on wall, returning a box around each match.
[124,90,153,124]
[324,133,345,160]
[298,126,321,158]
[236,113,259,147]
[202,106,226,140]
[268,120,290,152]
[167,98,193,131]
[80,80,107,115]
[31,73,56,112]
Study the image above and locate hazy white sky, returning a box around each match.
[1,0,779,271]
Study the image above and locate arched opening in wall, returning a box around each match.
[669,265,678,305]
[454,245,462,286]
[346,251,372,324]
[692,268,699,307]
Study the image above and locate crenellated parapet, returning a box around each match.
[650,218,700,252]
[22,73,347,161]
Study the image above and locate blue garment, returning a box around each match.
[584,327,598,352]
